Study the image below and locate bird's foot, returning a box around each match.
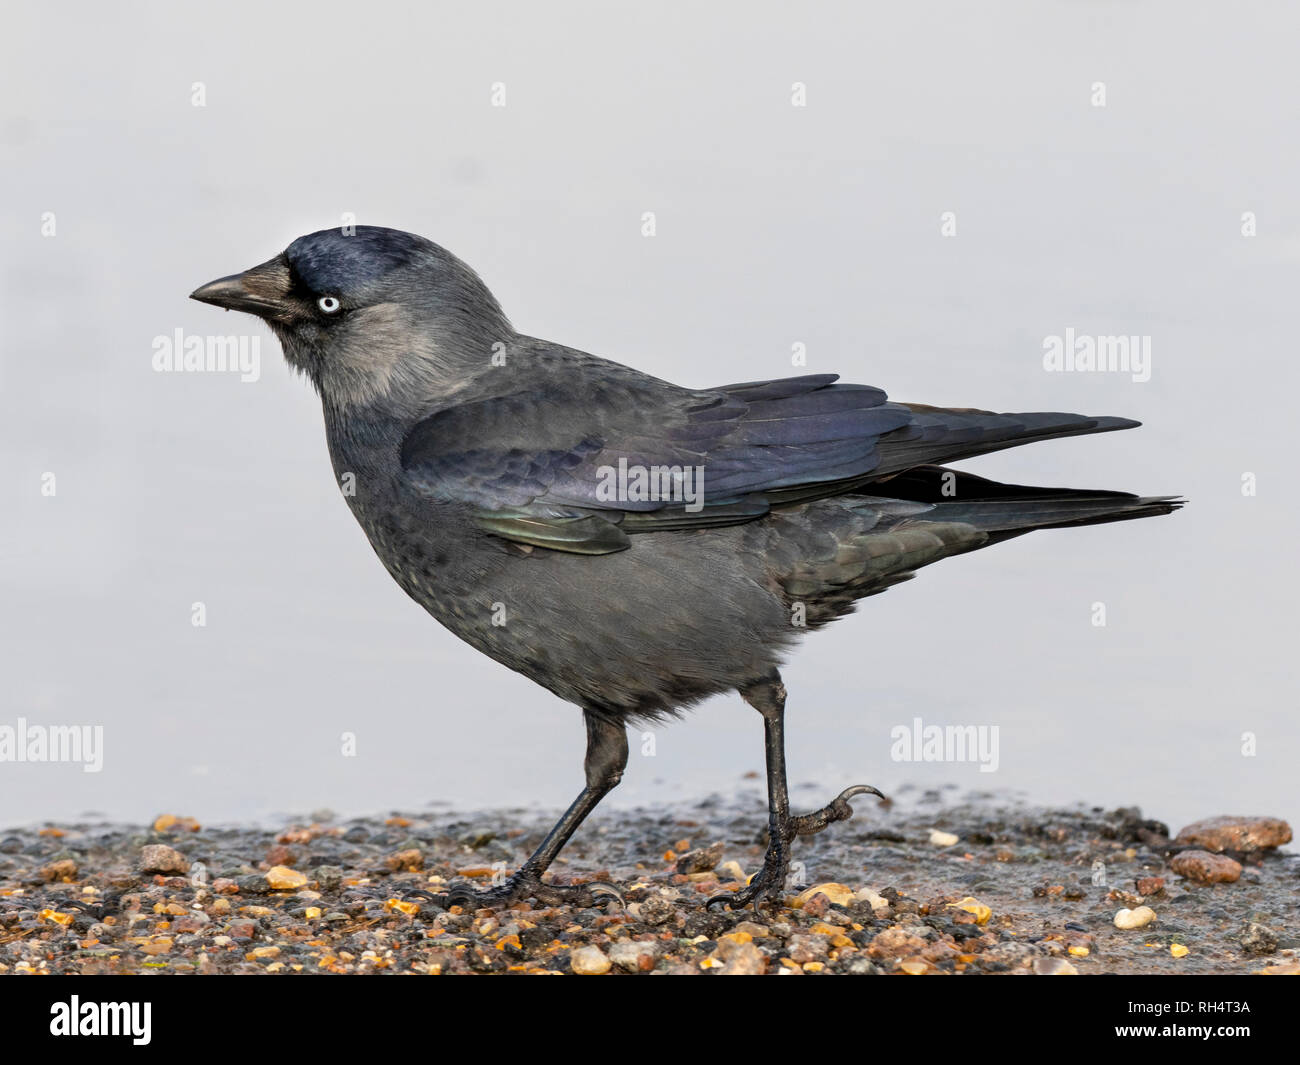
[56,893,122,920]
[705,784,887,912]
[706,837,792,912]
[788,784,886,838]
[406,869,624,912]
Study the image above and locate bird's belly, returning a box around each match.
[373,528,795,718]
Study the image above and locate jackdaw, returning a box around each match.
[192,226,1180,910]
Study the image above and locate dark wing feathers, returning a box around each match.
[879,465,1182,540]
[399,366,1140,554]
[871,404,1139,477]
[716,373,843,400]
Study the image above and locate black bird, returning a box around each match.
[192,226,1180,910]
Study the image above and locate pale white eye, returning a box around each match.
[317,296,341,314]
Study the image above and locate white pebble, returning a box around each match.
[1114,905,1157,930]
[855,887,890,914]
[570,945,612,975]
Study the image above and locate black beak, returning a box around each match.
[190,255,293,318]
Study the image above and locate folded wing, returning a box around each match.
[399,365,1137,554]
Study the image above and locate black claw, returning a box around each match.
[789,782,887,837]
[838,783,887,804]
[706,883,779,912]
[404,888,447,905]
[53,892,122,921]
[705,870,783,912]
[587,882,626,908]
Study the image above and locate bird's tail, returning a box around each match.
[879,465,1184,543]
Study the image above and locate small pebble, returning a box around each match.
[867,926,928,960]
[795,882,854,907]
[786,933,829,964]
[674,841,724,874]
[638,894,676,926]
[608,940,658,972]
[138,845,188,876]
[266,865,308,890]
[854,887,889,913]
[1169,850,1242,885]
[385,848,423,872]
[947,896,991,925]
[40,859,78,883]
[716,940,766,975]
[1114,906,1157,930]
[1239,922,1278,956]
[570,945,611,975]
[152,814,201,834]
[1174,816,1291,853]
[716,860,747,883]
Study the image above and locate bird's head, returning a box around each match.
[190,226,512,411]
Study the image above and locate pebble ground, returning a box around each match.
[2,790,1294,975]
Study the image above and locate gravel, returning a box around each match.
[0,794,1293,975]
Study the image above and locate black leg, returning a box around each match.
[708,672,885,911]
[415,710,628,910]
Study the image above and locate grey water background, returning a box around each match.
[2,2,1297,835]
